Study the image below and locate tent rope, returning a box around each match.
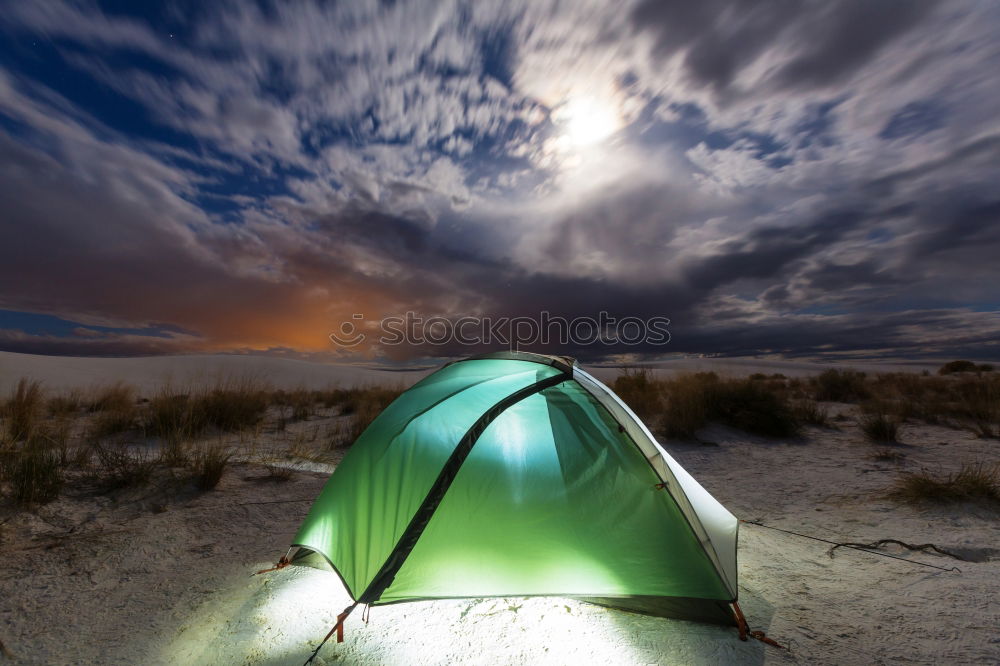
[741,520,962,573]
[303,602,359,665]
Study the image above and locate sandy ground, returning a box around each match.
[0,350,950,394]
[0,356,998,665]
[0,352,432,394]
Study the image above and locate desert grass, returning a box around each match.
[612,368,663,423]
[6,443,62,505]
[328,385,405,448]
[145,379,271,441]
[620,371,801,439]
[87,382,136,413]
[864,372,999,436]
[194,444,231,490]
[262,463,295,482]
[792,399,830,427]
[890,463,999,504]
[659,373,711,438]
[47,389,83,416]
[91,441,156,489]
[860,410,901,443]
[87,406,139,441]
[3,378,45,442]
[272,388,315,428]
[811,369,870,402]
[938,360,993,375]
[707,378,800,437]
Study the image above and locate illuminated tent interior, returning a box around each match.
[288,351,741,634]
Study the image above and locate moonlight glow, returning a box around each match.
[558,97,621,147]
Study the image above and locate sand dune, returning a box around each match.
[0,353,997,664]
[0,351,431,394]
[0,351,950,396]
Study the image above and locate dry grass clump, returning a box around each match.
[1,436,63,505]
[263,463,295,482]
[649,372,800,439]
[811,369,869,402]
[145,392,201,442]
[87,382,136,413]
[328,385,404,448]
[938,360,991,375]
[47,389,83,416]
[272,388,315,425]
[0,380,66,505]
[659,373,711,438]
[84,382,139,441]
[890,464,999,504]
[865,372,999,436]
[198,380,270,432]
[87,406,139,440]
[145,379,270,440]
[860,409,901,443]
[706,378,800,437]
[612,368,663,423]
[792,399,829,427]
[91,441,155,489]
[194,444,231,490]
[4,378,45,442]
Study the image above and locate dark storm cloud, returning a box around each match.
[632,0,939,95]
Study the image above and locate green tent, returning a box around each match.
[286,351,740,640]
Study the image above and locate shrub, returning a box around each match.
[272,388,315,423]
[860,411,900,443]
[146,393,203,442]
[707,379,800,437]
[194,444,230,490]
[88,382,136,413]
[159,438,191,467]
[938,360,978,375]
[263,463,295,482]
[660,373,712,438]
[612,368,663,423]
[87,405,138,440]
[792,400,829,427]
[8,446,62,505]
[890,464,998,504]
[658,373,799,438]
[315,388,351,409]
[329,386,403,448]
[979,363,995,372]
[812,369,869,402]
[4,378,44,442]
[92,441,155,489]
[198,381,270,432]
[48,390,83,416]
[145,379,270,438]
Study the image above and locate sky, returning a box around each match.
[1,0,999,364]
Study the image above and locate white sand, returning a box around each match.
[0,350,952,395]
[0,355,997,664]
[0,352,431,394]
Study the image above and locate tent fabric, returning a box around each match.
[291,352,739,622]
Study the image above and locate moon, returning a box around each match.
[558,97,621,147]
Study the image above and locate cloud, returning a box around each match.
[0,0,998,362]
